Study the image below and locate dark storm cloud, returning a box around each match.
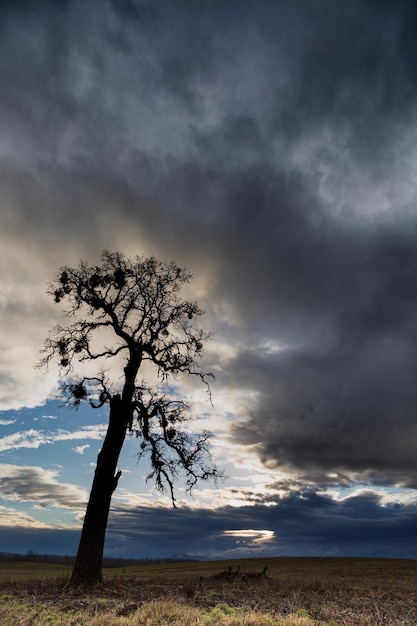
[2,0,417,492]
[0,0,414,253]
[0,526,80,557]
[2,491,415,559]
[100,493,417,559]
[228,221,417,486]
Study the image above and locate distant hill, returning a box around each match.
[0,551,210,566]
[167,553,210,562]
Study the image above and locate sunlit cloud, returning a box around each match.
[112,489,170,509]
[223,529,275,544]
[0,505,50,529]
[325,485,417,508]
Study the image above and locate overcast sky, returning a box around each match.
[1,0,417,560]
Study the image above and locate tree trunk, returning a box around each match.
[68,394,129,587]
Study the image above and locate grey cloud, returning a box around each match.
[0,465,86,509]
[0,526,80,556]
[1,0,417,503]
[231,331,417,487]
[0,487,415,559]
[1,0,416,256]
[82,492,417,559]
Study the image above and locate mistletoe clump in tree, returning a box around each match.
[39,251,221,588]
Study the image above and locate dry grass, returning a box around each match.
[0,557,415,625]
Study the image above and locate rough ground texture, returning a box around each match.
[0,557,416,625]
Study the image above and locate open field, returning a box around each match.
[0,557,416,625]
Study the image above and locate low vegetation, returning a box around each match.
[0,557,416,625]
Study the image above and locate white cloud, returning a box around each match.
[73,444,90,455]
[0,268,61,411]
[0,424,107,452]
[54,425,108,442]
[0,429,48,452]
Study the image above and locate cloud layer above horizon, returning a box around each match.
[1,0,417,557]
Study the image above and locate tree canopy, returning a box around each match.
[39,251,221,586]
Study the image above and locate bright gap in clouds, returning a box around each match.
[322,484,417,508]
[223,529,275,545]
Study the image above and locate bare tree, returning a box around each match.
[38,251,221,587]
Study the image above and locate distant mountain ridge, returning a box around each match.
[0,551,210,565]
[167,553,210,562]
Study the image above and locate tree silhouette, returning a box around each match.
[39,251,221,587]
